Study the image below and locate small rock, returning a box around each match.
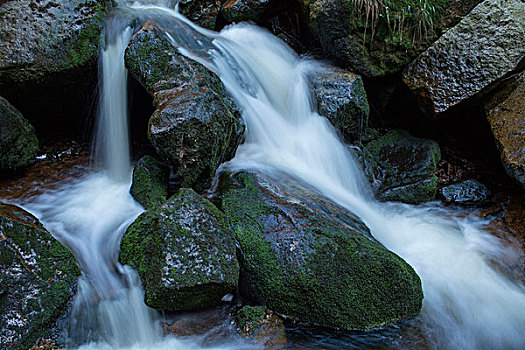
[364,130,441,204]
[0,96,39,170]
[237,305,286,348]
[221,0,271,23]
[311,68,370,143]
[439,179,491,205]
[130,155,170,210]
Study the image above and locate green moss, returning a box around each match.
[121,188,239,311]
[237,305,266,334]
[222,172,423,330]
[130,156,170,210]
[62,3,105,70]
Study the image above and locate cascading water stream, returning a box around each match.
[131,6,525,349]
[16,1,525,349]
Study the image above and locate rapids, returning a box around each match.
[15,0,525,349]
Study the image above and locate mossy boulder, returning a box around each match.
[125,22,244,192]
[120,188,239,311]
[0,0,106,88]
[130,155,170,210]
[403,0,525,116]
[0,97,39,170]
[0,203,79,349]
[221,0,271,23]
[311,68,370,143]
[364,130,441,204]
[300,0,477,77]
[222,172,423,330]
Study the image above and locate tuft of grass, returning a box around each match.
[350,0,447,47]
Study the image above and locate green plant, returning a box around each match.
[350,0,447,47]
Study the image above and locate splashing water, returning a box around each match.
[18,1,525,349]
[136,6,525,349]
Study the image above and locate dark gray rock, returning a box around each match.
[364,130,441,204]
[120,188,239,311]
[0,96,39,170]
[178,0,221,29]
[125,22,244,192]
[403,0,525,116]
[222,171,423,330]
[439,179,491,205]
[221,0,271,22]
[0,0,106,87]
[130,155,170,210]
[0,203,79,349]
[311,68,370,143]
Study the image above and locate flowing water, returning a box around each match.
[16,1,525,349]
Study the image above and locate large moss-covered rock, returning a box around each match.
[486,74,525,189]
[0,203,79,349]
[221,0,271,22]
[301,0,478,77]
[0,0,106,87]
[222,172,423,330]
[0,97,39,170]
[130,155,170,210]
[403,0,525,116]
[125,22,244,192]
[311,68,369,142]
[120,188,239,311]
[364,130,441,204]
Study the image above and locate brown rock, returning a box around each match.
[486,76,525,189]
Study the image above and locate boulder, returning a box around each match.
[178,0,221,29]
[0,97,39,170]
[130,155,170,210]
[311,68,370,143]
[403,0,525,116]
[439,179,491,206]
[486,74,525,189]
[221,0,271,23]
[222,172,423,330]
[120,188,239,311]
[125,22,244,192]
[0,0,106,88]
[0,203,79,349]
[0,0,107,132]
[364,130,441,204]
[301,0,480,77]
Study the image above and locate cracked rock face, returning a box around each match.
[403,0,525,116]
[120,188,239,311]
[0,203,79,349]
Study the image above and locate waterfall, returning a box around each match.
[17,1,525,349]
[135,6,525,350]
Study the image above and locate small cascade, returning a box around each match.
[16,1,525,349]
[131,6,525,349]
